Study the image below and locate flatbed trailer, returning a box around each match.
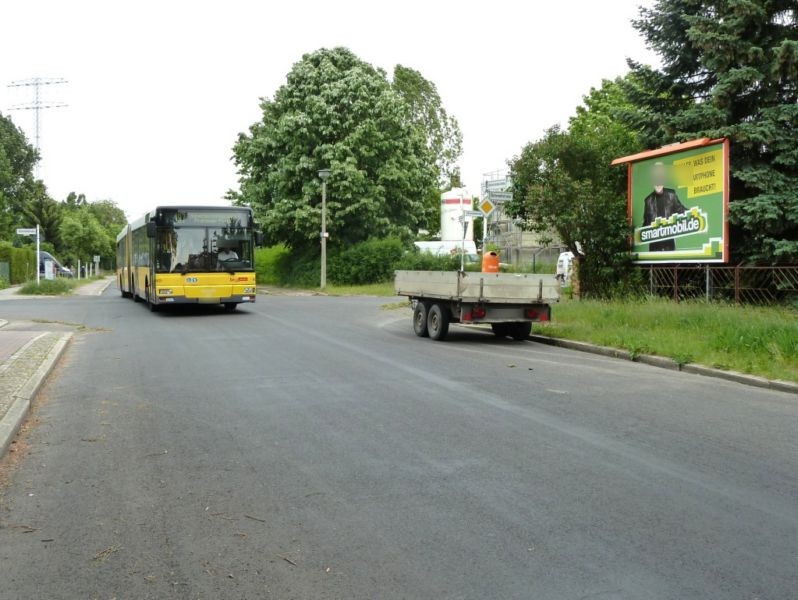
[394,270,560,341]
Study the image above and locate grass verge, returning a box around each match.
[17,276,105,296]
[321,282,396,297]
[534,297,798,382]
[18,278,76,295]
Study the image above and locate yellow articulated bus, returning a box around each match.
[116,205,261,312]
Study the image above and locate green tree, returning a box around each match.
[0,112,38,238]
[86,198,127,237]
[59,209,110,266]
[58,196,125,267]
[508,79,641,297]
[629,1,798,262]
[21,181,63,250]
[229,47,437,252]
[63,191,87,211]
[392,65,463,188]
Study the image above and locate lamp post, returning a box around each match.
[318,168,331,289]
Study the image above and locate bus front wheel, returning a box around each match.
[224,303,237,312]
[146,283,159,312]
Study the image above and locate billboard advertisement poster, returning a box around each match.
[615,138,729,264]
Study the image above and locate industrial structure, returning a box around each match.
[481,170,565,268]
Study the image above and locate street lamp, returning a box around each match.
[318,168,331,289]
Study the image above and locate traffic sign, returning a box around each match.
[16,228,36,236]
[93,255,100,262]
[457,211,483,223]
[479,198,496,217]
[487,191,513,202]
[484,178,509,192]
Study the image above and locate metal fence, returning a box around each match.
[643,265,798,305]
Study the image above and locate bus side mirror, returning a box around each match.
[255,231,264,247]
[146,221,157,238]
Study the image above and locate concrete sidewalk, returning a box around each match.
[0,320,72,457]
[0,275,113,299]
[73,275,114,296]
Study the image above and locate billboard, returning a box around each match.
[613,138,729,264]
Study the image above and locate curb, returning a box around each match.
[529,334,798,395]
[95,277,113,296]
[0,332,73,458]
[0,319,7,329]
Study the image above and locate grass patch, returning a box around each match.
[18,278,76,295]
[534,297,798,382]
[381,300,409,310]
[322,282,396,297]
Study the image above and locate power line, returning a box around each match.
[7,77,68,168]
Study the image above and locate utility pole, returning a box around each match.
[318,169,331,289]
[7,77,68,174]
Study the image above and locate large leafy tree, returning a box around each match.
[508,79,641,297]
[0,112,38,238]
[229,47,437,252]
[21,181,63,249]
[628,1,798,262]
[59,195,126,266]
[392,65,463,188]
[59,209,111,266]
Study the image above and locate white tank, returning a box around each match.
[440,188,473,241]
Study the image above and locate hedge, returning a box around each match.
[255,239,466,287]
[0,242,37,284]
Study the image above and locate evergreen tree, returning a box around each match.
[629,1,798,262]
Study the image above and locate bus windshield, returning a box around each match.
[154,215,254,274]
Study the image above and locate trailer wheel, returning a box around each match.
[491,323,510,338]
[509,322,532,341]
[412,302,429,337]
[427,303,449,341]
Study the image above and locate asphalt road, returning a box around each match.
[0,286,796,600]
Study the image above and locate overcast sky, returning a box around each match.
[1,0,657,220]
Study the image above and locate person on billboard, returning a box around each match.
[642,161,686,251]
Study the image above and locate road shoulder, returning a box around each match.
[530,333,798,395]
[0,330,73,457]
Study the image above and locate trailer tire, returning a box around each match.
[509,322,532,341]
[412,302,429,337]
[427,303,449,341]
[491,323,510,338]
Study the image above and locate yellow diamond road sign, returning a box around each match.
[479,199,495,217]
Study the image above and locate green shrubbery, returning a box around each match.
[19,278,75,295]
[0,242,37,284]
[255,239,465,287]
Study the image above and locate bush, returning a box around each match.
[0,276,8,290]
[329,238,407,285]
[255,240,474,288]
[254,244,292,285]
[254,245,320,287]
[19,278,74,295]
[0,242,37,284]
[396,249,462,272]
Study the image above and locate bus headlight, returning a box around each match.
[243,287,255,294]
[159,289,173,295]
